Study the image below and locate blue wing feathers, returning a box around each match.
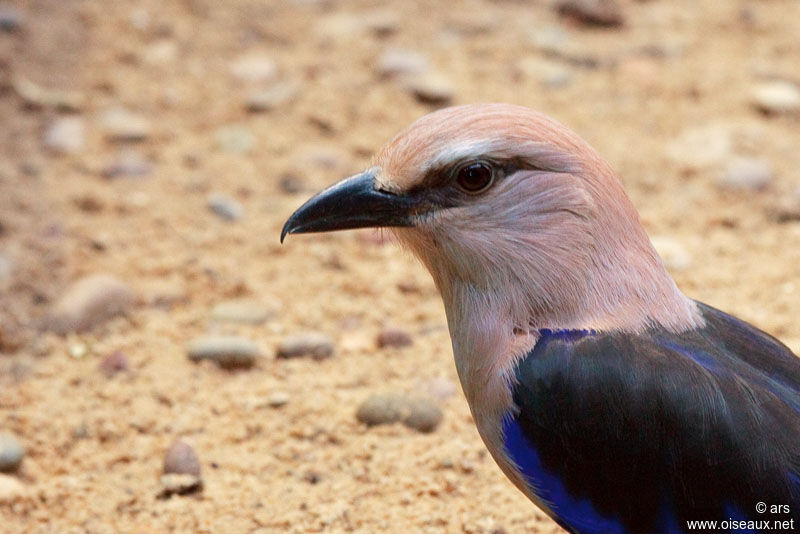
[505,301,800,534]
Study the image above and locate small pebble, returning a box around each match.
[0,474,26,502]
[12,75,84,110]
[163,439,201,477]
[129,8,150,30]
[555,0,624,28]
[361,9,399,36]
[356,392,408,427]
[244,81,298,112]
[377,327,413,348]
[651,237,692,271]
[666,125,731,170]
[215,125,255,154]
[276,332,334,360]
[752,81,800,115]
[375,49,429,78]
[102,149,153,179]
[356,393,443,433]
[187,335,259,369]
[267,391,290,408]
[46,274,135,334]
[768,187,800,223]
[403,72,454,105]
[419,377,458,401]
[719,157,773,191]
[207,193,243,221]
[99,350,129,377]
[44,116,86,154]
[158,473,202,498]
[100,107,152,142]
[229,53,278,83]
[68,343,88,359]
[278,174,304,194]
[211,299,272,324]
[403,395,443,433]
[0,4,23,31]
[0,253,13,288]
[516,58,573,89]
[0,432,24,473]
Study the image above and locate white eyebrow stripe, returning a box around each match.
[425,138,579,174]
[424,138,509,172]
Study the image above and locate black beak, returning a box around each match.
[281,169,421,242]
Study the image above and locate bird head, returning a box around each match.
[283,103,699,333]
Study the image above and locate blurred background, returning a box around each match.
[1,0,799,532]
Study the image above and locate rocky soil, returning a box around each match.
[1,0,799,532]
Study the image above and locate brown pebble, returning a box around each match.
[556,0,624,28]
[99,350,129,377]
[276,332,334,360]
[356,392,408,427]
[403,395,443,433]
[356,392,443,433]
[377,327,413,348]
[45,274,135,334]
[163,439,201,477]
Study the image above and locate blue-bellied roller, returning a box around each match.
[281,103,800,533]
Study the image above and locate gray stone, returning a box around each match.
[46,274,135,334]
[403,395,443,433]
[403,72,454,105]
[158,473,202,498]
[244,81,298,112]
[376,327,413,348]
[0,4,23,31]
[229,53,277,83]
[207,193,243,221]
[356,392,408,427]
[375,49,429,78]
[276,332,334,360]
[163,439,201,477]
[215,125,254,154]
[102,149,153,179]
[100,107,152,142]
[0,432,24,473]
[267,391,290,408]
[356,393,443,433]
[211,299,272,324]
[651,236,692,271]
[752,81,800,115]
[44,116,85,154]
[719,157,774,191]
[187,336,259,369]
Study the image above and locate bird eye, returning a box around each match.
[456,162,494,194]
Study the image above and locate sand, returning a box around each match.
[1,0,799,532]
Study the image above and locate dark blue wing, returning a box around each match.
[505,302,800,534]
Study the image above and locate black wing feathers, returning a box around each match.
[512,302,800,533]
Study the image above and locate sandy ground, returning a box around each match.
[1,0,799,532]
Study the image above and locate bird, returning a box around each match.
[281,103,800,533]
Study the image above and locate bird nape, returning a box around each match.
[281,103,800,534]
